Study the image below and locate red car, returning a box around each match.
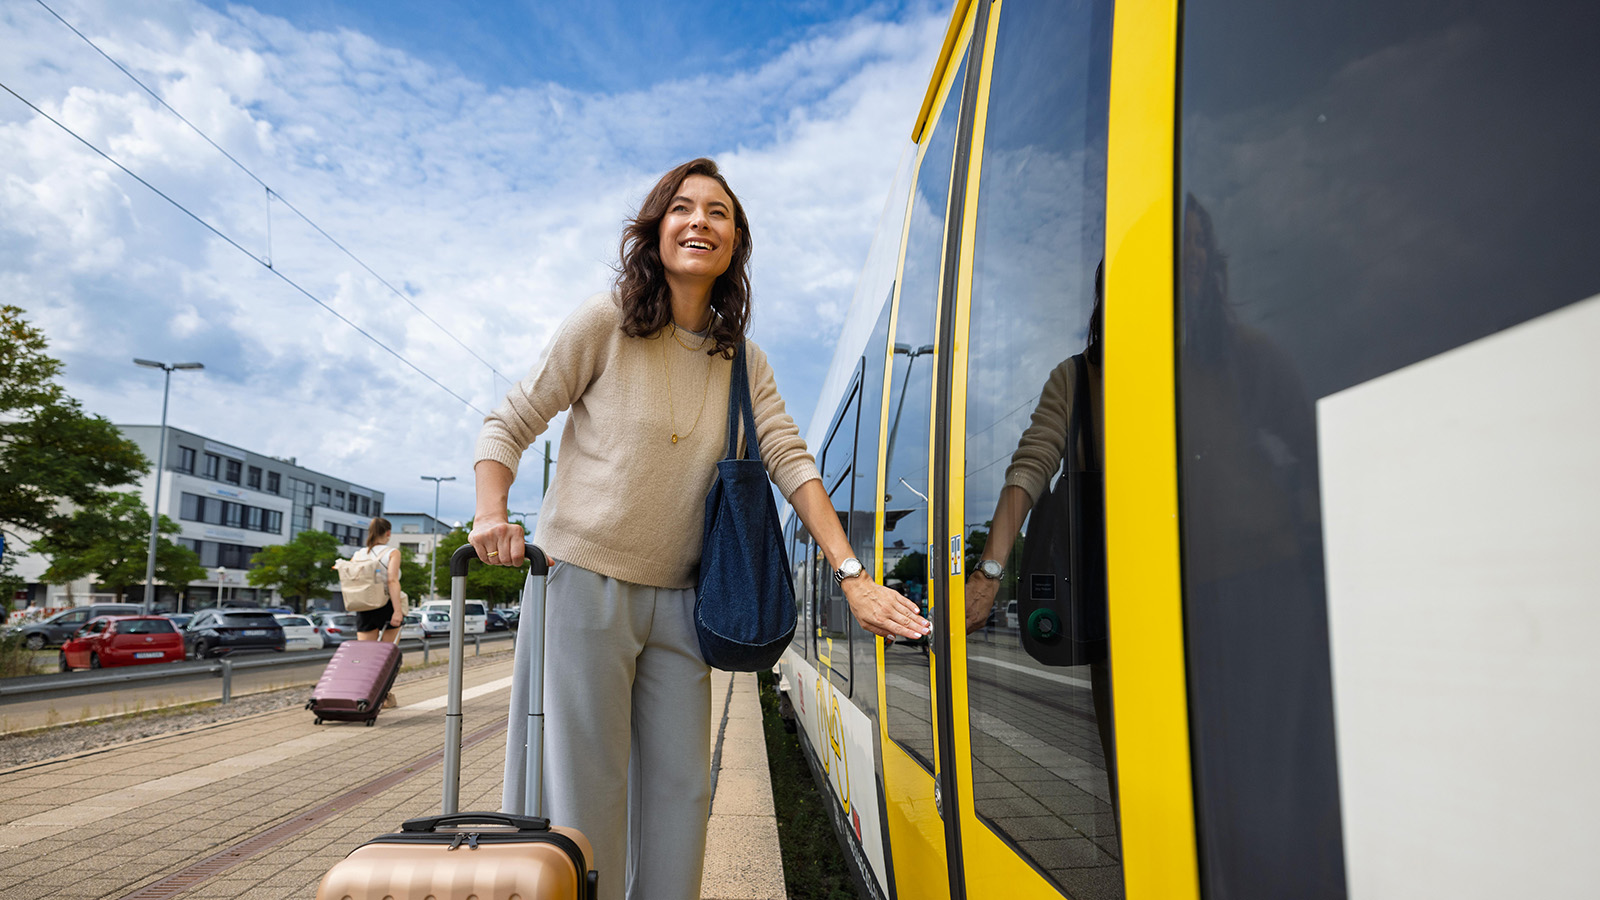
[58,616,185,670]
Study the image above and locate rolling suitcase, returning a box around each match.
[316,542,599,900]
[306,630,400,726]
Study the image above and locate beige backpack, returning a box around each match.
[334,546,392,612]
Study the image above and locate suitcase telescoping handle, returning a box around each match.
[444,542,547,816]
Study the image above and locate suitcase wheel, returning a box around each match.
[365,719,375,727]
[314,718,323,726]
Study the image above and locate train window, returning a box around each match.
[849,304,893,718]
[883,51,967,774]
[790,518,811,661]
[815,375,862,693]
[785,518,808,661]
[959,0,1119,892]
[1180,3,1600,896]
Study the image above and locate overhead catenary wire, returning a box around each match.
[0,78,485,416]
[32,0,515,387]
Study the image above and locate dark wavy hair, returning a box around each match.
[614,158,751,358]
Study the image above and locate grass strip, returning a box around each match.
[758,669,861,900]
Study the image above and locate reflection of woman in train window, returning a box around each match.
[964,265,1116,806]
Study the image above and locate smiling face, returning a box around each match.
[657,174,741,288]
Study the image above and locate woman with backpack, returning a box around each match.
[351,517,404,644]
[468,158,931,900]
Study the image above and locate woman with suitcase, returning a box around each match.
[469,157,931,900]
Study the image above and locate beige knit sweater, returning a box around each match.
[475,292,821,589]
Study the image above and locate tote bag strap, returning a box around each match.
[722,341,762,465]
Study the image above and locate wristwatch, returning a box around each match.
[833,557,866,584]
[976,559,1004,581]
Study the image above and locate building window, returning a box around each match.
[180,447,196,473]
[180,493,200,521]
[224,459,242,485]
[247,466,262,489]
[204,453,221,479]
[267,510,283,533]
[266,472,281,494]
[320,486,332,506]
[359,496,370,515]
[372,500,382,518]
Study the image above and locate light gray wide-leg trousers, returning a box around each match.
[501,562,712,900]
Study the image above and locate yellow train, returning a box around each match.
[775,0,1600,898]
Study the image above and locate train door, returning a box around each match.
[942,0,1128,897]
[874,6,978,897]
[938,0,1201,897]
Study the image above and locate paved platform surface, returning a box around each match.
[0,657,785,899]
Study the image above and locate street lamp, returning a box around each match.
[420,475,456,603]
[135,358,204,615]
[883,343,934,480]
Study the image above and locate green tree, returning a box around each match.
[431,526,527,607]
[34,492,203,601]
[0,306,148,539]
[247,530,341,612]
[397,545,430,604]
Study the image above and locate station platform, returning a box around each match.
[0,655,786,899]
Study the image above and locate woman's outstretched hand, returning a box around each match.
[841,577,931,642]
[469,518,525,566]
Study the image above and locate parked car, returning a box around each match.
[162,613,194,631]
[501,608,520,629]
[485,610,509,632]
[184,609,285,659]
[419,600,486,634]
[58,616,184,670]
[310,612,359,646]
[273,614,324,651]
[13,604,142,649]
[417,610,452,637]
[399,613,423,642]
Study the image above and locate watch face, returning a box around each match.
[836,558,864,581]
[980,560,1004,579]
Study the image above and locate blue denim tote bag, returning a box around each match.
[694,342,798,671]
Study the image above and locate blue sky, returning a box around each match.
[207,0,900,93]
[0,0,947,524]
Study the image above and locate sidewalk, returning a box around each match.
[0,657,785,899]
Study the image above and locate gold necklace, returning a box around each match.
[663,331,712,444]
[670,322,709,351]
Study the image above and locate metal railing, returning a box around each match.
[0,632,514,702]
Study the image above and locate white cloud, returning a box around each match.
[0,0,946,519]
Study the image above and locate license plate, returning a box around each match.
[135,651,165,659]
[242,629,268,636]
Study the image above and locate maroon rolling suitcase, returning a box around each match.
[307,632,400,726]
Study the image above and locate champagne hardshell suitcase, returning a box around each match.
[316,543,599,900]
[306,634,400,725]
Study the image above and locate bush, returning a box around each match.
[0,632,40,678]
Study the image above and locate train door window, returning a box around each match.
[960,0,1120,892]
[883,51,967,774]
[817,379,861,693]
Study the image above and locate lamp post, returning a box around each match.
[884,343,934,477]
[420,475,456,603]
[135,358,204,615]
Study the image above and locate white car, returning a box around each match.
[419,600,486,635]
[400,612,423,642]
[274,614,324,651]
[417,610,452,637]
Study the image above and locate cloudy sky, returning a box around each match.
[0,0,947,524]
